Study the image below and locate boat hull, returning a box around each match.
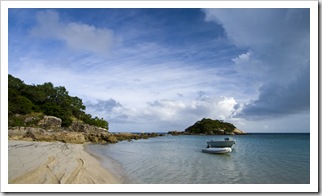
[202,147,232,154]
[207,140,235,147]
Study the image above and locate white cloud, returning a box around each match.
[30,10,120,54]
[85,95,241,132]
[232,52,250,64]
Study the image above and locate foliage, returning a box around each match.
[8,74,109,129]
[185,118,236,134]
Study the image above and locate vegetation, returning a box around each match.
[8,74,108,129]
[185,118,236,134]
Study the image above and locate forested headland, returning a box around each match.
[8,74,108,129]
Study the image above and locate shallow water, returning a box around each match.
[86,133,310,184]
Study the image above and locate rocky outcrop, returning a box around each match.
[38,116,62,129]
[69,122,107,133]
[25,128,54,142]
[55,132,87,144]
[232,128,246,135]
[8,127,164,144]
[167,130,193,136]
[8,127,29,140]
[8,127,111,144]
[8,115,165,144]
[24,116,37,123]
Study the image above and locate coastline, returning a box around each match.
[8,140,123,184]
[84,143,136,184]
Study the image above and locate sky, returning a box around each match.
[8,8,310,133]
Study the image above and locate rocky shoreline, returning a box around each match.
[9,126,164,144]
[9,115,164,144]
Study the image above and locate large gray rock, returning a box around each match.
[25,127,56,142]
[8,127,28,140]
[70,122,107,133]
[38,116,62,128]
[55,132,86,144]
[233,128,246,135]
[24,116,36,123]
[70,122,90,133]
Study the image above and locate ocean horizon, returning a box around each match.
[86,133,310,184]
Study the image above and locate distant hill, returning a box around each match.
[185,118,245,135]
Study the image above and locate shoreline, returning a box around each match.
[84,143,140,184]
[8,140,123,184]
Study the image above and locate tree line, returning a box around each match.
[8,74,108,129]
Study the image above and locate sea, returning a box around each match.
[86,133,310,184]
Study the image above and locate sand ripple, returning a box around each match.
[8,140,122,184]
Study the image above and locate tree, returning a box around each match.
[185,118,236,135]
[8,74,109,130]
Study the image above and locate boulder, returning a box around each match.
[217,129,225,134]
[70,122,89,133]
[38,116,62,128]
[106,135,118,143]
[70,122,107,133]
[24,116,36,123]
[55,132,86,144]
[8,127,28,140]
[233,128,246,135]
[25,127,56,142]
[87,132,112,144]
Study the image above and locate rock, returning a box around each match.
[8,127,28,140]
[25,127,55,142]
[107,135,118,143]
[233,128,246,135]
[70,122,88,133]
[218,129,225,134]
[55,132,86,144]
[8,114,163,144]
[38,116,62,128]
[24,116,36,123]
[96,127,108,132]
[168,131,184,135]
[87,132,111,144]
[70,122,107,133]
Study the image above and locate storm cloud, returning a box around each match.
[203,8,310,119]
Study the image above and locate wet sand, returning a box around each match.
[8,140,122,184]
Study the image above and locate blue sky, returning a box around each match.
[8,8,310,133]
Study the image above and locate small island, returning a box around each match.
[168,118,246,135]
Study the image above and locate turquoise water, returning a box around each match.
[86,133,310,184]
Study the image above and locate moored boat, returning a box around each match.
[207,137,235,148]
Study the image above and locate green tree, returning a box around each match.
[185,118,236,134]
[8,74,109,129]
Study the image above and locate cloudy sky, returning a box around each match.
[8,8,310,133]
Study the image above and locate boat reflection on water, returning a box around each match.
[202,147,232,154]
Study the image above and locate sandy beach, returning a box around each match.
[8,140,122,184]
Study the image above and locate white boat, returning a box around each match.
[207,137,235,148]
[202,147,232,154]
